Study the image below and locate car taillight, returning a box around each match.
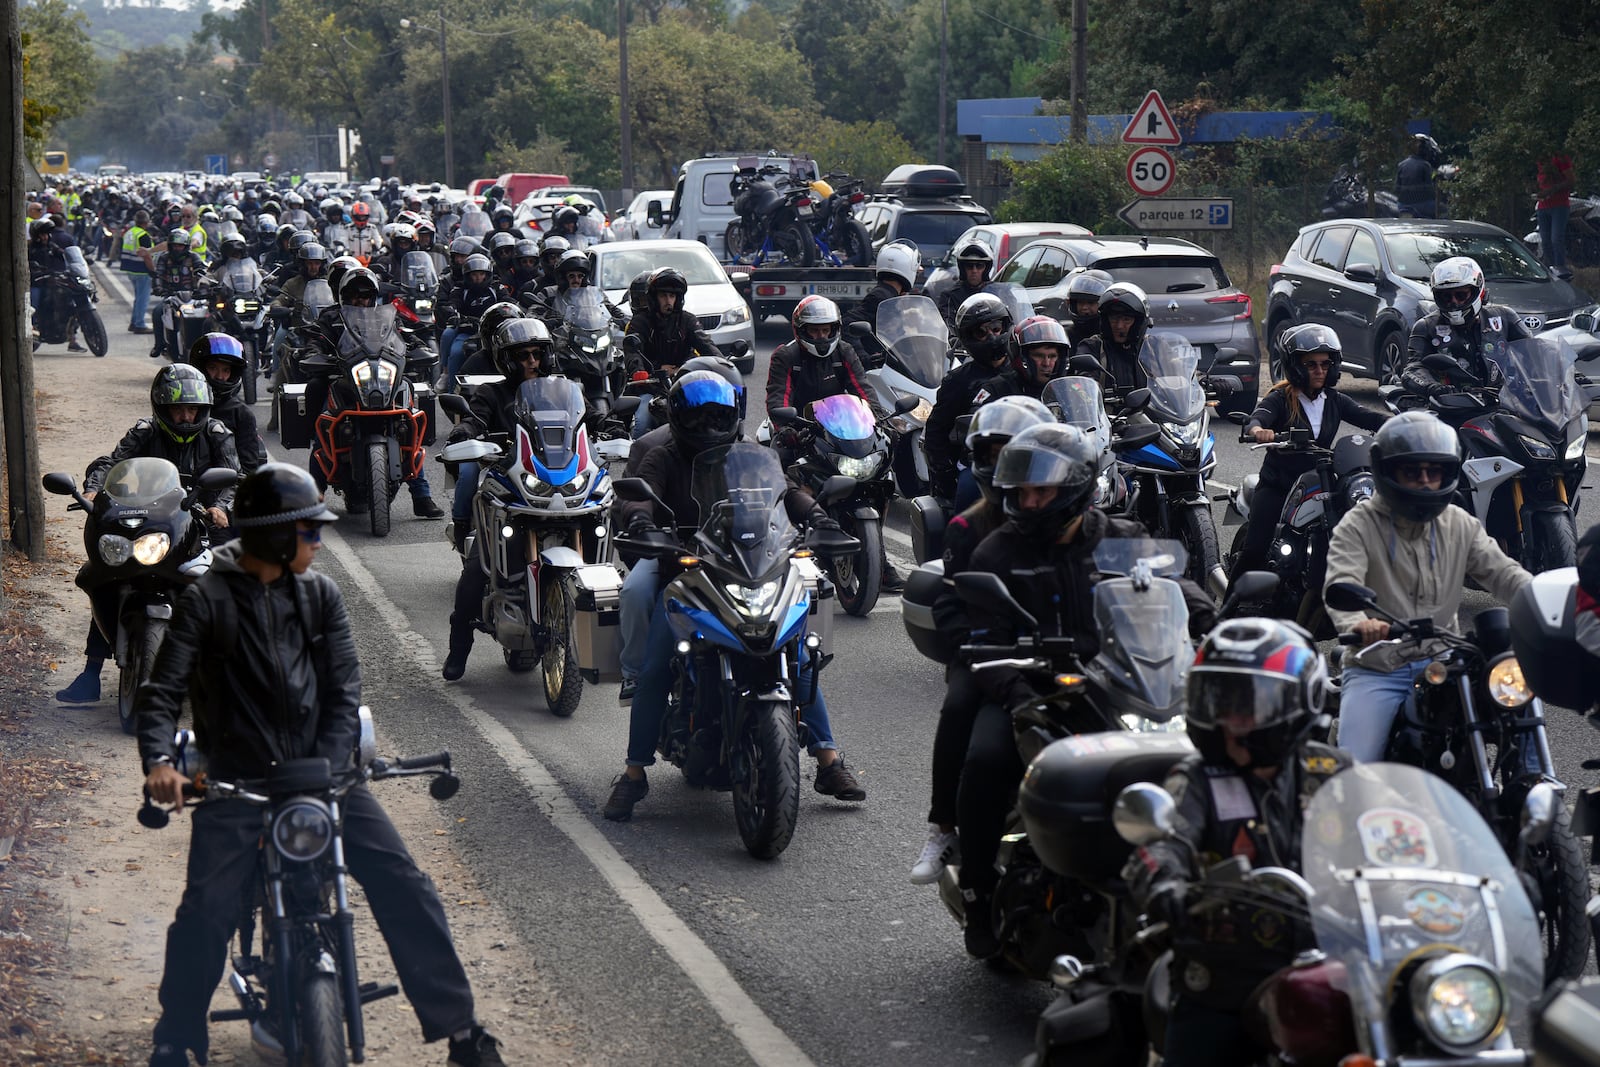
[1207,293,1252,320]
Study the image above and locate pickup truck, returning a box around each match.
[645,153,876,323]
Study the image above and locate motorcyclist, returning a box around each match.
[535,235,571,290]
[528,249,626,326]
[261,223,299,275]
[415,218,447,275]
[27,218,70,337]
[484,231,519,287]
[347,199,383,262]
[909,396,1054,885]
[923,292,1016,505]
[935,242,994,326]
[187,332,265,475]
[1228,324,1386,585]
[766,295,884,426]
[134,463,507,1067]
[442,254,509,388]
[151,229,209,360]
[972,315,1070,404]
[1061,267,1114,348]
[56,365,241,705]
[1400,256,1526,403]
[843,241,917,330]
[622,267,724,435]
[509,238,542,291]
[280,189,312,231]
[1075,282,1151,392]
[549,205,583,246]
[203,232,256,284]
[602,371,867,821]
[958,422,1216,958]
[371,222,419,283]
[1395,133,1441,219]
[1323,410,1535,766]
[489,203,518,237]
[1124,618,1348,1067]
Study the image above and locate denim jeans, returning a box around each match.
[452,461,479,521]
[626,589,835,766]
[1337,661,1428,762]
[618,557,658,682]
[445,333,470,383]
[1539,205,1570,269]
[631,398,655,438]
[438,326,459,377]
[129,274,152,329]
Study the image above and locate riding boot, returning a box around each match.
[442,616,473,681]
[56,658,104,703]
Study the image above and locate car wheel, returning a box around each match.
[1266,316,1292,383]
[1376,328,1404,386]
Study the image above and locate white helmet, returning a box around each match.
[792,295,842,358]
[875,241,918,290]
[1429,256,1485,327]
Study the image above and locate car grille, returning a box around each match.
[697,314,721,331]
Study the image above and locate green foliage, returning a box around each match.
[784,0,904,126]
[996,143,1133,232]
[794,120,916,187]
[20,0,98,156]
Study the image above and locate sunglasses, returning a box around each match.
[1301,359,1333,370]
[1396,462,1447,481]
[296,526,323,545]
[1439,289,1476,305]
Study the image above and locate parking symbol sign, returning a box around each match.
[1208,203,1230,226]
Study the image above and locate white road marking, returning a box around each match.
[313,518,817,1067]
[94,262,133,305]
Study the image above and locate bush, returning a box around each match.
[996,143,1135,232]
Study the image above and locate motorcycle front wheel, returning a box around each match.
[77,308,109,357]
[242,337,259,406]
[541,578,582,717]
[366,442,391,538]
[723,220,752,261]
[832,514,882,617]
[1176,502,1222,598]
[731,697,801,860]
[118,617,165,736]
[1526,508,1577,572]
[297,971,348,1067]
[1517,799,1592,984]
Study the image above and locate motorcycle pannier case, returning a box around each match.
[277,383,316,451]
[412,382,439,446]
[1018,732,1194,883]
[794,555,835,660]
[574,564,623,683]
[901,560,957,664]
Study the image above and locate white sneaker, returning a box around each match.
[910,827,959,885]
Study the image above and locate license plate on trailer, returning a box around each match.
[806,283,866,297]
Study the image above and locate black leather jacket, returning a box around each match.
[85,417,240,510]
[623,308,722,375]
[764,338,884,420]
[1075,334,1147,391]
[1402,306,1526,396]
[923,354,1011,488]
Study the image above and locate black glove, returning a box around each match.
[1146,880,1190,928]
[810,515,843,534]
[627,514,656,536]
[931,468,959,502]
[1428,381,1454,398]
[447,425,472,444]
[773,425,802,450]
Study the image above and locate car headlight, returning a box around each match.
[724,579,782,616]
[721,303,752,326]
[1487,655,1532,707]
[1518,434,1557,461]
[1166,419,1204,447]
[132,532,171,565]
[835,453,884,480]
[352,361,397,389]
[1565,435,1585,461]
[99,534,133,565]
[1410,955,1506,1052]
[270,799,335,862]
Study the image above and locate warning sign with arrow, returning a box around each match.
[1121,90,1182,146]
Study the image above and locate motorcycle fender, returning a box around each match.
[1224,473,1257,526]
[850,505,880,522]
[1461,455,1522,519]
[538,546,584,569]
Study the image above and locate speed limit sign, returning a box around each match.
[1126,146,1176,197]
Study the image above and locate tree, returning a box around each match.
[784,0,905,126]
[794,120,915,186]
[995,141,1131,232]
[19,0,98,156]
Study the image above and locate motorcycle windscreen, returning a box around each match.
[980,282,1036,324]
[1091,536,1188,578]
[456,211,491,238]
[876,296,949,388]
[1303,762,1542,1041]
[1499,336,1587,433]
[100,457,183,508]
[689,442,795,583]
[64,245,91,280]
[1137,334,1205,424]
[337,304,404,362]
[221,260,262,293]
[812,394,878,460]
[402,251,439,292]
[558,287,612,332]
[302,279,335,322]
[1042,376,1111,454]
[513,377,587,475]
[1088,575,1191,723]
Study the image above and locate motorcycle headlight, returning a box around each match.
[1518,434,1557,461]
[132,532,171,565]
[1119,713,1186,733]
[521,472,555,497]
[721,303,752,326]
[1565,435,1585,461]
[414,299,433,311]
[1410,955,1505,1052]
[98,534,133,565]
[1166,419,1204,447]
[559,471,588,496]
[724,578,782,617]
[233,298,250,314]
[270,799,335,863]
[835,453,884,480]
[1487,655,1532,707]
[352,361,397,389]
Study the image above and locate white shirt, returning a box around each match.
[1298,392,1326,435]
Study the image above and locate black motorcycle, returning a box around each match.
[1327,580,1591,984]
[43,460,236,734]
[811,173,873,267]
[32,245,109,357]
[137,714,459,1067]
[1321,159,1402,219]
[205,260,271,404]
[725,161,817,267]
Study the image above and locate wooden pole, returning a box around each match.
[1070,0,1087,144]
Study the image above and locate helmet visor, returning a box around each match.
[1187,669,1303,734]
[993,443,1080,489]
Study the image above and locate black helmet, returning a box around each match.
[1008,314,1070,386]
[338,267,380,306]
[628,270,654,314]
[554,205,581,229]
[955,292,1013,365]
[964,395,1053,506]
[486,230,518,261]
[167,227,192,250]
[1186,618,1326,770]
[668,370,742,453]
[463,253,493,281]
[29,218,55,239]
[675,355,746,418]
[1370,410,1461,523]
[993,422,1097,540]
[647,266,688,301]
[953,241,994,283]
[220,233,248,259]
[448,236,480,259]
[186,332,247,401]
[491,204,516,228]
[288,229,317,252]
[275,222,298,246]
[491,317,552,379]
[325,255,363,299]
[1064,267,1114,311]
[513,238,540,263]
[1279,323,1342,392]
[556,249,590,285]
[477,301,524,349]
[1098,283,1149,349]
[540,235,571,264]
[149,364,213,444]
[234,462,338,564]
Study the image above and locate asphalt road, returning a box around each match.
[72,272,1600,1065]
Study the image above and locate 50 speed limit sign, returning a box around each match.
[1126,146,1176,197]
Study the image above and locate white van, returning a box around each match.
[652,154,820,259]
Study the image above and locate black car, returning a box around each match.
[993,235,1263,415]
[854,165,992,285]
[1265,218,1591,383]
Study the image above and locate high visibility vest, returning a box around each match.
[187,224,209,259]
[121,226,151,274]
[64,192,82,220]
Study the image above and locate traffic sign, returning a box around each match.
[205,154,226,176]
[1121,90,1182,146]
[1117,198,1235,231]
[1125,147,1176,197]
[262,153,279,169]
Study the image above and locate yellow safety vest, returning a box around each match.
[121,226,151,274]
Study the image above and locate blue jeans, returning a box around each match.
[452,461,479,521]
[626,590,835,766]
[618,557,658,683]
[953,467,980,512]
[444,333,470,384]
[631,398,655,438]
[128,273,151,328]
[1539,205,1570,269]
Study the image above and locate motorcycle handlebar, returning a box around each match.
[394,751,451,771]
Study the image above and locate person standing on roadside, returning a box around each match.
[1537,149,1577,273]
[122,209,158,334]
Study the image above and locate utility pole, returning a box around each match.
[618,0,633,200]
[2,0,45,565]
[937,0,948,165]
[1070,0,1087,143]
[439,7,454,187]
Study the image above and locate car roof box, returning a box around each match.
[881,165,965,199]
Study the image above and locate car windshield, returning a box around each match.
[598,246,725,291]
[895,212,991,259]
[1096,256,1228,295]
[1382,232,1549,282]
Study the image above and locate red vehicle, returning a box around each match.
[493,172,572,206]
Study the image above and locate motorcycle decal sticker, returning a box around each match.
[1208,775,1256,822]
[1356,808,1438,868]
[1182,960,1212,993]
[1488,316,1503,333]
[1251,908,1287,948]
[1405,887,1467,936]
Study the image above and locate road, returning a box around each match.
[73,268,1600,1064]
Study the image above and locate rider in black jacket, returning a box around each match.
[187,332,266,475]
[623,267,723,376]
[923,292,1015,503]
[1401,256,1526,401]
[972,315,1070,405]
[1074,282,1151,392]
[842,241,917,330]
[135,465,506,1067]
[1061,267,1113,348]
[934,241,993,327]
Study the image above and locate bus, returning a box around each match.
[40,150,69,176]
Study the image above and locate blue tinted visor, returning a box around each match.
[678,375,739,409]
[205,334,245,358]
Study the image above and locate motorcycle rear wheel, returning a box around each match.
[839,220,872,268]
[78,309,109,358]
[297,971,348,1067]
[723,220,752,261]
[366,442,391,538]
[776,222,817,267]
[731,698,800,859]
[118,618,165,736]
[541,579,582,717]
[833,514,881,617]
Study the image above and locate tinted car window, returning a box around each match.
[1094,256,1228,294]
[998,245,1043,284]
[1027,246,1069,289]
[1346,229,1381,270]
[1310,227,1354,270]
[1382,231,1548,282]
[895,211,991,255]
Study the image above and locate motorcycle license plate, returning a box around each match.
[796,205,814,218]
[807,283,866,298]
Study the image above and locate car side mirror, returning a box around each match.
[645,200,665,228]
[1324,581,1378,613]
[728,271,750,285]
[1113,783,1177,847]
[952,571,1038,630]
[1343,262,1379,284]
[1574,311,1597,333]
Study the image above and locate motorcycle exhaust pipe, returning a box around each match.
[1207,564,1229,601]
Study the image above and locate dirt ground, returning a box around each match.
[0,341,581,1065]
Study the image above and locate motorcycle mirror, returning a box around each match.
[892,394,921,415]
[1324,581,1379,613]
[952,571,1038,631]
[429,773,461,801]
[816,474,857,507]
[1520,781,1558,848]
[1218,571,1279,618]
[137,790,171,830]
[1212,347,1241,363]
[438,393,471,418]
[1112,783,1177,847]
[623,334,642,353]
[1068,354,1104,377]
[1110,423,1160,453]
[770,406,799,426]
[845,320,874,339]
[1224,410,1251,426]
[197,467,240,492]
[269,305,290,321]
[42,471,78,496]
[1121,388,1152,414]
[728,339,750,358]
[357,706,377,770]
[612,477,676,525]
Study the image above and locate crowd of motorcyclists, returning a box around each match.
[29,165,1600,1067]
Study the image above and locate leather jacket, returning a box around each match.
[765,338,884,420]
[1402,306,1526,396]
[85,417,240,510]
[623,308,722,375]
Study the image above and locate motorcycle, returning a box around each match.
[612,443,856,858]
[1221,418,1377,637]
[725,160,817,268]
[435,379,622,716]
[1321,159,1403,219]
[159,288,215,363]
[1326,580,1591,983]
[545,287,625,419]
[42,460,236,734]
[1041,375,1146,516]
[137,712,461,1067]
[1102,760,1544,1067]
[809,173,873,267]
[1524,192,1600,269]
[1381,337,1594,572]
[391,250,441,369]
[855,294,952,499]
[32,246,109,357]
[773,392,913,617]
[206,260,271,404]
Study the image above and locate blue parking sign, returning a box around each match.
[1208,202,1230,227]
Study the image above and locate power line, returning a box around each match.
[973,7,1060,44]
